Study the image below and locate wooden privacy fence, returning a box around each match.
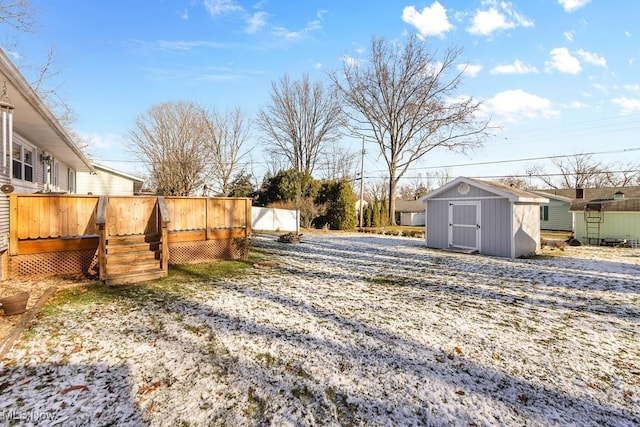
[5,194,251,281]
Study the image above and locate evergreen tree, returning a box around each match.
[372,198,381,227]
[325,179,357,230]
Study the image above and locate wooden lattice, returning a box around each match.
[9,249,99,278]
[168,239,240,265]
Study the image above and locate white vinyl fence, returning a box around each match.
[252,207,299,232]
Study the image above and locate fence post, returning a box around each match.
[157,197,170,277]
[245,198,251,237]
[96,196,108,281]
[8,193,17,256]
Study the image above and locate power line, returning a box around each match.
[365,146,640,174]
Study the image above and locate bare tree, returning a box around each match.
[601,160,640,187]
[205,108,252,196]
[129,101,213,196]
[0,0,34,33]
[331,35,490,224]
[398,173,432,199]
[1,2,80,141]
[365,178,388,201]
[257,73,346,175]
[317,141,357,181]
[432,168,453,188]
[527,154,604,189]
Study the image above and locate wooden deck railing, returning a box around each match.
[7,194,251,280]
[157,197,170,274]
[9,194,100,255]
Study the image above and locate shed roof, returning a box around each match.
[420,176,548,203]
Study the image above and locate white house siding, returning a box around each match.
[400,212,425,226]
[540,199,572,231]
[76,170,136,196]
[512,203,541,257]
[574,212,640,243]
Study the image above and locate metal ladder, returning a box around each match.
[584,209,603,245]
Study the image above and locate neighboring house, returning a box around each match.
[567,187,640,245]
[395,199,426,226]
[420,177,548,258]
[531,191,573,231]
[76,163,144,196]
[0,48,94,273]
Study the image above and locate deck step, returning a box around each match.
[106,242,160,254]
[106,259,160,275]
[107,234,160,245]
[103,233,164,285]
[105,269,164,286]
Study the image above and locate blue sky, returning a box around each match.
[5,0,640,187]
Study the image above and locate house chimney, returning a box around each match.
[576,188,584,199]
[614,191,625,200]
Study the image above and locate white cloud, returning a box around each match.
[341,55,360,68]
[179,9,189,20]
[467,1,533,37]
[272,19,322,40]
[246,11,267,33]
[458,63,482,77]
[313,62,322,70]
[401,2,453,38]
[490,59,538,75]
[558,0,591,13]
[563,30,574,42]
[484,89,559,122]
[203,0,243,17]
[612,96,640,114]
[568,100,588,109]
[151,40,228,51]
[624,84,640,92]
[576,49,606,68]
[545,47,582,74]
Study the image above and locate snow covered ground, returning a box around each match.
[1,233,638,426]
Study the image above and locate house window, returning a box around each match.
[540,205,549,221]
[68,168,75,193]
[11,143,34,182]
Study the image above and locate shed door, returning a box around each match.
[448,201,481,251]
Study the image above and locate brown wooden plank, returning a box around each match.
[168,230,206,243]
[50,196,61,238]
[245,199,252,235]
[16,236,99,255]
[207,228,246,240]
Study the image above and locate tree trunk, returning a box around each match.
[388,177,397,226]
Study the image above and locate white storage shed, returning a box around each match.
[420,177,548,258]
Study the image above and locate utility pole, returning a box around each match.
[359,136,365,228]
